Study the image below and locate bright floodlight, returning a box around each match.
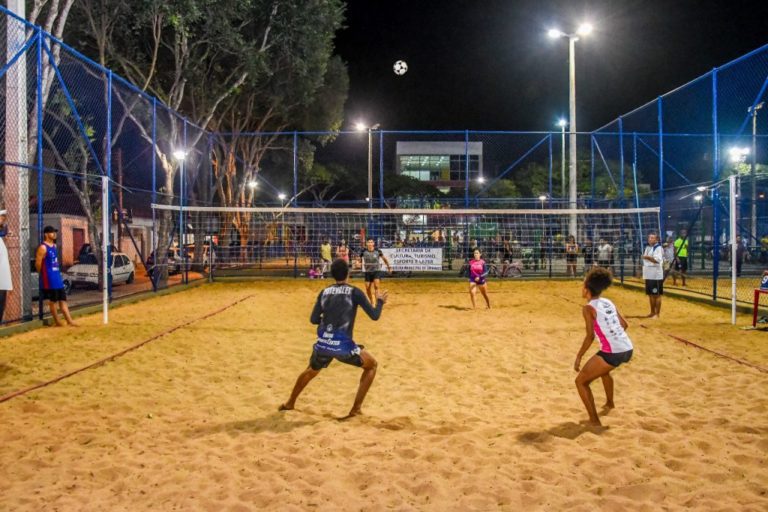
[557,118,568,128]
[247,180,258,189]
[477,176,485,184]
[696,185,707,192]
[577,23,593,36]
[729,146,750,162]
[354,122,367,131]
[547,28,563,38]
[278,193,287,201]
[694,194,703,201]
[172,149,187,161]
[538,194,547,201]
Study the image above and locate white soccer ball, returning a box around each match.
[393,60,408,76]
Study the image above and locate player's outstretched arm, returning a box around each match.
[354,288,385,320]
[380,252,392,273]
[575,305,596,371]
[309,292,323,325]
[617,309,629,330]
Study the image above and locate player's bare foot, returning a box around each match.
[603,401,615,409]
[54,321,65,327]
[338,409,362,421]
[278,403,294,411]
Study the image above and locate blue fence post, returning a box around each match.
[548,134,553,200]
[106,70,113,300]
[619,116,625,208]
[292,131,298,206]
[712,68,720,301]
[150,98,157,292]
[36,27,44,319]
[590,135,595,208]
[464,130,470,207]
[379,130,384,206]
[658,97,664,238]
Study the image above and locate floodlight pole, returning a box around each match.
[729,175,737,325]
[560,124,566,199]
[568,35,578,236]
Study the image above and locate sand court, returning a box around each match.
[0,280,766,510]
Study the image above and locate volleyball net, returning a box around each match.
[151,204,661,279]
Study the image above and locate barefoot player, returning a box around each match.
[279,259,388,419]
[574,267,633,426]
[360,238,392,305]
[468,248,490,309]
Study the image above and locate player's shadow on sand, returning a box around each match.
[438,305,472,311]
[187,412,322,437]
[516,421,608,443]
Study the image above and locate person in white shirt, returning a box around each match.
[0,210,12,323]
[642,232,664,318]
[596,238,613,275]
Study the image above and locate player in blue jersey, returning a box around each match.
[35,226,75,327]
[279,258,388,419]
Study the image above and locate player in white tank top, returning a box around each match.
[574,267,634,426]
[588,298,633,354]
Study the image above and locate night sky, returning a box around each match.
[334,0,768,131]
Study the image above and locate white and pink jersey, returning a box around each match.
[588,298,633,354]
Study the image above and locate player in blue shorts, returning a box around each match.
[279,258,388,419]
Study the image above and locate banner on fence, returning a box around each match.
[380,248,443,271]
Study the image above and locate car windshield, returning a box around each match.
[79,254,99,265]
[77,254,115,266]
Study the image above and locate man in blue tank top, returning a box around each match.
[35,226,75,327]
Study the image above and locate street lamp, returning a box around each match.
[247,180,258,190]
[173,149,187,284]
[548,22,594,235]
[557,118,568,198]
[355,122,381,208]
[477,176,485,184]
[749,102,764,243]
[278,192,287,203]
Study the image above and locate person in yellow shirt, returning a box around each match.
[319,239,332,278]
[673,229,689,286]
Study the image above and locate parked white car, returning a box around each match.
[64,252,135,289]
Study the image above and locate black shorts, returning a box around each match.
[309,347,365,371]
[645,279,664,295]
[597,259,610,267]
[364,271,383,283]
[566,255,577,264]
[675,257,688,272]
[598,349,633,367]
[41,288,67,302]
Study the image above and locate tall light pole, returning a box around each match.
[356,122,380,208]
[557,118,568,199]
[549,23,593,235]
[749,102,763,244]
[173,149,187,283]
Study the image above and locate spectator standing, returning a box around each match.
[596,238,613,274]
[641,232,664,319]
[673,229,689,286]
[35,226,76,327]
[0,210,12,323]
[319,238,332,278]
